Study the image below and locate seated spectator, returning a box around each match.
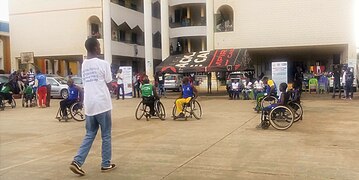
[243,79,253,100]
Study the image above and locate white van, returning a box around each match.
[164,74,183,92]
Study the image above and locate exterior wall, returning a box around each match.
[169,26,206,38]
[9,0,103,70]
[213,0,356,61]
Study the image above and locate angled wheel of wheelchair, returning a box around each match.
[268,106,294,130]
[155,101,166,120]
[260,96,278,110]
[0,101,4,111]
[10,97,16,108]
[56,106,70,121]
[70,102,85,121]
[288,102,303,122]
[172,104,177,120]
[191,100,202,120]
[22,96,25,107]
[135,101,146,120]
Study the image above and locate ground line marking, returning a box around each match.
[161,114,258,179]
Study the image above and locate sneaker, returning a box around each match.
[69,161,85,176]
[101,164,116,172]
[177,113,185,118]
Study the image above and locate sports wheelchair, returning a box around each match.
[22,92,37,108]
[0,93,16,111]
[172,98,202,120]
[135,99,166,121]
[255,93,278,113]
[56,101,85,121]
[287,89,303,122]
[259,90,303,130]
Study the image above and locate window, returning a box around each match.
[88,16,102,38]
[216,5,234,32]
[119,30,126,42]
[131,33,137,44]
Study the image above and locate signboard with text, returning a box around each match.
[271,62,288,91]
[119,66,133,99]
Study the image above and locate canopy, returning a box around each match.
[156,49,251,74]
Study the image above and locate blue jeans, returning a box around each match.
[74,110,112,167]
[158,84,165,96]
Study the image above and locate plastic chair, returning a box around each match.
[308,78,318,93]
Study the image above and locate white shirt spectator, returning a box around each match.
[116,73,123,84]
[254,80,264,90]
[232,82,239,90]
[82,57,112,116]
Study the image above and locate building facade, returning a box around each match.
[9,0,161,77]
[161,0,357,80]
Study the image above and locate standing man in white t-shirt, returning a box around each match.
[69,37,116,176]
[116,69,124,100]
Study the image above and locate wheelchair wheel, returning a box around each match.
[260,96,277,110]
[70,102,85,121]
[288,102,303,122]
[191,100,202,120]
[269,106,294,130]
[172,104,177,119]
[22,96,25,107]
[0,101,4,111]
[10,97,16,108]
[155,101,166,120]
[135,101,145,120]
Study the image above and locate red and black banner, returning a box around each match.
[156,49,251,73]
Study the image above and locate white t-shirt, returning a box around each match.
[116,73,123,84]
[82,58,112,116]
[232,82,239,90]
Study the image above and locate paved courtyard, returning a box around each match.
[0,94,358,180]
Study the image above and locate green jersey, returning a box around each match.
[25,86,33,95]
[1,85,11,93]
[141,84,153,97]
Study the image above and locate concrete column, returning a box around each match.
[187,7,191,19]
[206,0,214,50]
[187,39,191,53]
[201,6,205,17]
[144,0,154,80]
[201,37,206,51]
[161,0,170,60]
[102,0,112,64]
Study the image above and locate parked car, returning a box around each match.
[46,76,69,99]
[0,74,10,90]
[227,72,247,84]
[164,74,183,91]
[65,76,83,89]
[0,74,10,84]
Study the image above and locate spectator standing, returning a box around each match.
[226,79,232,100]
[46,84,51,107]
[28,68,35,83]
[35,70,47,108]
[318,73,329,94]
[345,68,354,100]
[157,72,166,97]
[69,37,116,176]
[332,66,342,98]
[294,66,304,91]
[116,69,124,100]
[20,69,28,92]
[342,68,347,99]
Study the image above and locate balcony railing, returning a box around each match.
[170,17,206,28]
